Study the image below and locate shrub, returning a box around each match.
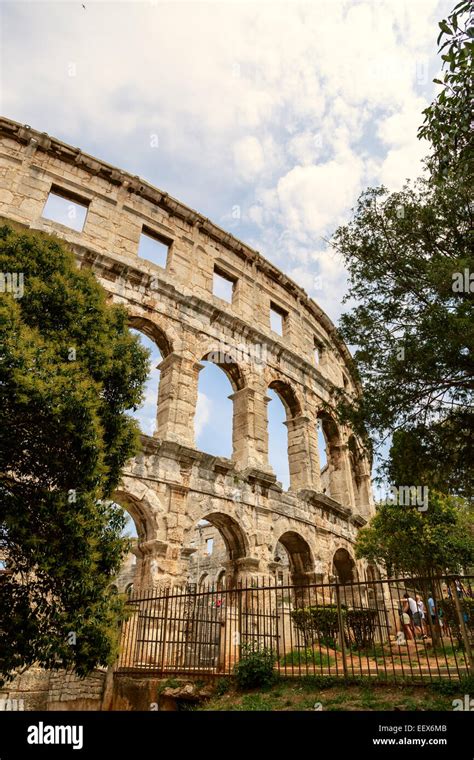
[346,609,378,650]
[215,678,230,696]
[291,604,346,648]
[233,642,276,690]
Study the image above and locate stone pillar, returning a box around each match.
[285,414,321,492]
[327,443,351,506]
[155,353,203,447]
[356,455,373,518]
[228,387,273,472]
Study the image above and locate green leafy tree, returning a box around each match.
[388,419,473,499]
[0,223,149,684]
[355,492,473,578]
[332,175,473,495]
[418,0,473,180]
[331,1,473,495]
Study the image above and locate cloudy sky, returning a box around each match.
[1,0,451,488]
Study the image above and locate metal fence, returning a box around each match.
[117,574,473,682]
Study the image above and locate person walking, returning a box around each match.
[415,594,428,639]
[404,592,422,638]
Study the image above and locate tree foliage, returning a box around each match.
[332,175,473,494]
[332,1,473,496]
[355,492,474,577]
[0,223,149,684]
[418,0,473,180]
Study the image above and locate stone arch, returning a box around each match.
[317,410,349,504]
[126,316,175,438]
[201,511,248,560]
[113,490,159,544]
[267,379,311,492]
[185,509,252,587]
[332,547,356,584]
[128,314,173,358]
[201,349,246,393]
[216,569,226,590]
[196,347,249,462]
[276,530,314,585]
[113,479,165,590]
[268,379,302,419]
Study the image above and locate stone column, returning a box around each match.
[155,353,203,447]
[228,387,273,472]
[327,443,351,506]
[285,414,321,492]
[356,456,373,518]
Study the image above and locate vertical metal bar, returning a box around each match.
[335,582,348,679]
[450,577,473,675]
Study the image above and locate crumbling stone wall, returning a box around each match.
[1,668,106,711]
[0,116,374,590]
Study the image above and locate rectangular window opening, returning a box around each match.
[206,538,214,556]
[41,185,89,232]
[213,267,235,303]
[270,302,287,336]
[138,226,170,268]
[314,338,324,365]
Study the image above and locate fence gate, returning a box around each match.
[183,595,222,669]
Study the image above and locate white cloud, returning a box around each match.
[233,136,265,182]
[195,391,211,437]
[1,0,454,327]
[276,150,365,240]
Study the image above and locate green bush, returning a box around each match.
[233,642,276,690]
[291,604,346,648]
[346,609,378,650]
[215,677,231,696]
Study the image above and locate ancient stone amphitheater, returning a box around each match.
[0,116,374,592]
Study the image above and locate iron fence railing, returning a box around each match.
[117,574,473,682]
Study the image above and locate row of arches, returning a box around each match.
[128,322,369,507]
[113,497,361,590]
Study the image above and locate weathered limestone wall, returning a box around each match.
[0,116,374,590]
[1,668,106,711]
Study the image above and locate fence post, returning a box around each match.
[335,582,349,679]
[449,579,473,675]
[160,589,170,673]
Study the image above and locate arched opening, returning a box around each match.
[128,316,172,358]
[267,389,290,490]
[267,380,302,492]
[187,512,248,588]
[318,423,328,471]
[317,411,347,503]
[128,328,163,436]
[276,531,314,586]
[107,502,141,593]
[216,569,226,591]
[332,548,356,584]
[195,352,244,459]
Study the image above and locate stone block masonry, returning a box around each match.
[0,116,374,590]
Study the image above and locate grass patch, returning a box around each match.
[198,675,467,712]
[280,647,334,668]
